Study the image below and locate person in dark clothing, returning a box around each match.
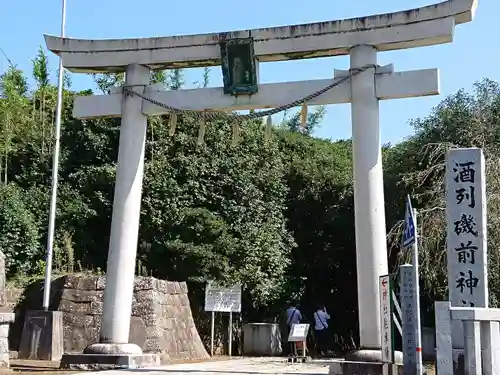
[313,304,330,356]
[285,302,302,355]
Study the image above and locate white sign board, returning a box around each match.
[379,275,394,363]
[204,282,242,312]
[288,323,310,342]
[446,148,488,346]
[401,264,417,375]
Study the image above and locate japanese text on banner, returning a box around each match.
[446,148,488,308]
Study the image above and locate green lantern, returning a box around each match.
[220,38,258,96]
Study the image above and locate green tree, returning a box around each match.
[140,116,294,313]
[0,183,40,277]
[0,65,30,184]
[384,79,500,322]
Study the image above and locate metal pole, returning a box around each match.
[210,311,215,356]
[412,209,423,375]
[42,0,67,310]
[228,311,233,357]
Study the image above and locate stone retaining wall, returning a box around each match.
[8,274,209,363]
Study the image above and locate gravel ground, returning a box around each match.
[4,357,438,375]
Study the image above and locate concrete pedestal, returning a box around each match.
[18,310,63,361]
[329,361,403,375]
[0,313,15,368]
[60,342,159,370]
[328,350,404,375]
[60,353,160,370]
[243,323,282,356]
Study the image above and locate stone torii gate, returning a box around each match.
[44,0,476,366]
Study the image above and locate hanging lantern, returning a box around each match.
[220,38,258,96]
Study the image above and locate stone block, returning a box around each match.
[11,275,208,363]
[59,300,91,314]
[0,251,14,369]
[18,310,63,361]
[132,301,155,316]
[0,253,7,309]
[129,316,147,348]
[64,275,97,290]
[179,282,188,294]
[134,277,156,291]
[0,314,13,367]
[63,312,94,328]
[61,289,103,303]
[96,276,106,290]
[89,302,103,315]
[166,282,176,294]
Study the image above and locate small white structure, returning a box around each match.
[435,302,500,375]
[242,323,282,356]
[44,0,477,359]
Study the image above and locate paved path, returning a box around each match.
[88,358,332,375]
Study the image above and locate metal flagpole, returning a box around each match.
[42,0,67,310]
[412,208,423,375]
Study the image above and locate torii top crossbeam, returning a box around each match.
[44,0,476,73]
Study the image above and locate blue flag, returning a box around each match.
[402,195,416,248]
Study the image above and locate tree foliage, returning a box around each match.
[385,79,500,321]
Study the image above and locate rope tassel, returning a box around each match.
[168,112,177,136]
[231,121,240,146]
[264,115,272,140]
[300,103,308,131]
[197,115,206,146]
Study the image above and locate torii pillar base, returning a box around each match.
[60,343,160,370]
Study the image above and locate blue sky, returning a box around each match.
[1,0,497,144]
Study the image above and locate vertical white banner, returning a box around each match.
[379,275,393,363]
[446,148,488,346]
[401,264,417,375]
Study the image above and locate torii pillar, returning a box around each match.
[85,64,150,355]
[44,0,477,368]
[349,45,388,355]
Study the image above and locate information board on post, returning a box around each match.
[288,323,310,342]
[446,148,488,348]
[401,264,417,375]
[379,275,394,364]
[204,282,242,312]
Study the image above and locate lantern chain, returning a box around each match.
[122,65,375,122]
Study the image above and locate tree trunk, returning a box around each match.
[41,90,45,156]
